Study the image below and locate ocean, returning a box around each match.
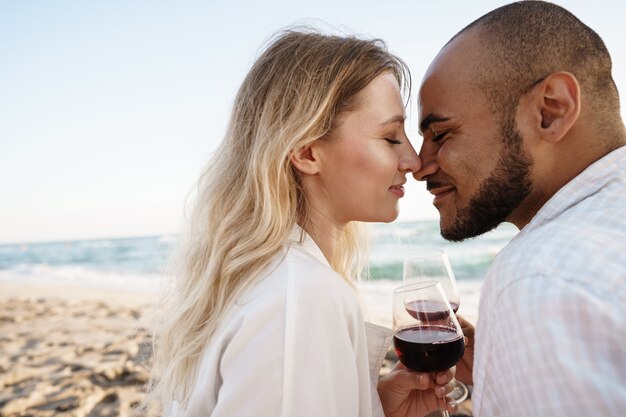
[0,220,518,323]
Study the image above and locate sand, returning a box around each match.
[0,282,473,417]
[0,283,160,417]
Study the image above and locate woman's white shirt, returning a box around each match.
[171,232,391,417]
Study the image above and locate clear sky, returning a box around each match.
[1,1,625,244]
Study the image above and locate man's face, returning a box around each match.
[415,33,533,241]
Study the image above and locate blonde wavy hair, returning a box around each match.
[146,28,410,411]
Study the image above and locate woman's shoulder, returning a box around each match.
[236,241,357,313]
[283,241,359,311]
[210,241,362,358]
[286,240,352,286]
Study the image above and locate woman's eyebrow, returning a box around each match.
[379,114,405,126]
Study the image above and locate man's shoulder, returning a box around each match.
[493,217,625,271]
[486,206,626,301]
[495,169,626,269]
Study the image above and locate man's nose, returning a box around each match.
[413,142,439,181]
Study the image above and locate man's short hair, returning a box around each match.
[453,1,621,136]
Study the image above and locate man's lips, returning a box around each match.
[426,182,455,203]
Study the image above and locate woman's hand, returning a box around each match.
[377,362,458,417]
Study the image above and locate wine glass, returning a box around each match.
[393,281,465,417]
[403,249,459,312]
[403,249,468,403]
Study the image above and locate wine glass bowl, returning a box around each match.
[401,249,469,405]
[403,249,460,312]
[392,281,465,373]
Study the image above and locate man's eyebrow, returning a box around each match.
[419,113,450,134]
[379,115,405,126]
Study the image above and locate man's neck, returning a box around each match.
[510,141,626,229]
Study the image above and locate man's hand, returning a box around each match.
[377,362,458,417]
[456,315,475,385]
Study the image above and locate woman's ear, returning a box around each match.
[290,143,320,175]
[524,72,581,144]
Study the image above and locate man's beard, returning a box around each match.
[441,114,533,242]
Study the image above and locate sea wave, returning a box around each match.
[0,264,164,293]
[0,221,518,289]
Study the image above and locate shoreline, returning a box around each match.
[0,282,158,304]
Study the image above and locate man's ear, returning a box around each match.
[524,72,581,143]
[290,143,320,175]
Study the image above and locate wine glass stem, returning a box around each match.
[439,396,449,417]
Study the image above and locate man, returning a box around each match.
[379,1,625,416]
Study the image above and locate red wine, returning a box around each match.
[404,300,455,321]
[393,325,465,372]
[450,301,459,314]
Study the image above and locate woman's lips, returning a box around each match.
[388,185,405,198]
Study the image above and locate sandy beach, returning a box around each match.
[0,282,473,417]
[0,283,160,417]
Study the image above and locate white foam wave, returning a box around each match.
[0,264,165,293]
[358,278,482,328]
[0,263,484,325]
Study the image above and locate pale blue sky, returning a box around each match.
[1,1,625,243]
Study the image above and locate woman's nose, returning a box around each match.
[399,140,421,173]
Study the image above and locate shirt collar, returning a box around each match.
[523,145,626,233]
[289,225,332,268]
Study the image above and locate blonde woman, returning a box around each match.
[147,30,457,417]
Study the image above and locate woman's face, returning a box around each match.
[306,71,421,225]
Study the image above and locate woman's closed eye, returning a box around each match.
[384,137,402,145]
